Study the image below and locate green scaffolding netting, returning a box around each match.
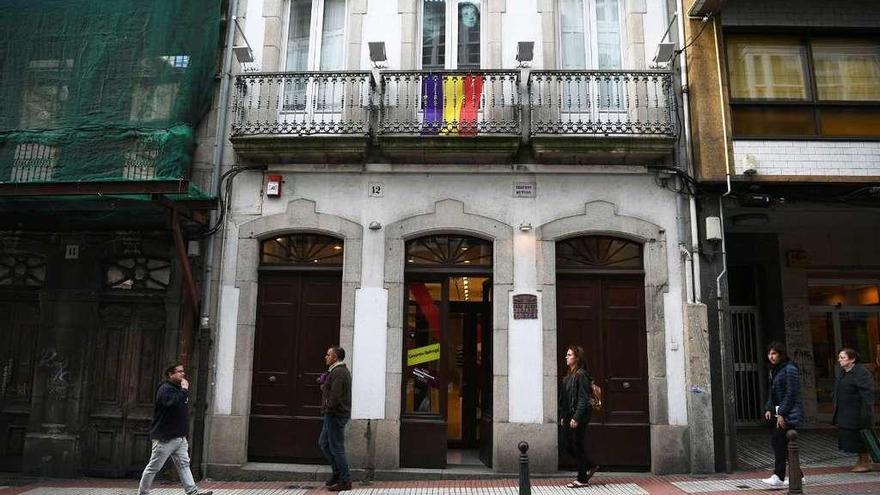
[0,0,220,184]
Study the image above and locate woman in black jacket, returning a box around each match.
[558,344,599,488]
[832,347,875,472]
[762,341,805,487]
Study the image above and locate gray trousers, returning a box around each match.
[138,437,198,495]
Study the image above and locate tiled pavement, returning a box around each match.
[1,467,878,495]
[736,429,854,470]
[0,431,874,495]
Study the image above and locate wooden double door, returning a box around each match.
[0,300,39,472]
[248,271,342,462]
[556,274,650,470]
[85,303,167,477]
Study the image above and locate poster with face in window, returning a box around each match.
[459,1,479,28]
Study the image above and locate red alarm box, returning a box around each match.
[266,175,282,197]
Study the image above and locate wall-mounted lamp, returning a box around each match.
[652,42,676,66]
[233,17,256,64]
[519,222,533,232]
[516,41,534,68]
[368,42,387,68]
[368,221,383,231]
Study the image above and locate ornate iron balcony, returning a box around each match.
[528,70,676,137]
[231,71,372,136]
[378,70,521,135]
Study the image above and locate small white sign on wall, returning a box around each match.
[513,182,536,198]
[65,244,79,259]
[368,182,384,197]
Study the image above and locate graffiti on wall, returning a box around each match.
[38,348,71,401]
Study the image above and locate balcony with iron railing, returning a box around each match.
[377,70,521,163]
[230,71,373,163]
[528,70,677,163]
[230,69,677,165]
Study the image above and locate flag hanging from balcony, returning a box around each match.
[421,74,484,136]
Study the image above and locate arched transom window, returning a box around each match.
[261,233,344,266]
[556,235,642,270]
[405,235,492,268]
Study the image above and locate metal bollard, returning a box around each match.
[786,429,803,495]
[518,441,531,495]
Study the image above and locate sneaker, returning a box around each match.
[761,474,784,487]
[328,480,352,491]
[325,477,340,487]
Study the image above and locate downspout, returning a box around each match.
[197,0,240,478]
[675,0,701,304]
[711,16,735,472]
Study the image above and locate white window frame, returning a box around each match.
[555,0,627,120]
[281,0,349,72]
[418,0,486,70]
[278,0,350,123]
[555,0,626,70]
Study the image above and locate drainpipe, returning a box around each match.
[710,16,735,473]
[673,1,701,304]
[196,0,241,478]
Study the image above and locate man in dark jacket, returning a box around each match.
[319,346,352,491]
[138,363,212,495]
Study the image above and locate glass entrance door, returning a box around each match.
[809,281,880,420]
[400,235,493,468]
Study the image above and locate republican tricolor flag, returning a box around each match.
[421,73,484,136]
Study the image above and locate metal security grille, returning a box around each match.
[731,306,765,425]
[11,143,56,182]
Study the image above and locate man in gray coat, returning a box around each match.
[319,346,352,491]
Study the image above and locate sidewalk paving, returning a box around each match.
[0,466,877,495]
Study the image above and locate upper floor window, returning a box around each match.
[559,0,623,69]
[727,35,880,138]
[422,0,481,70]
[286,0,346,72]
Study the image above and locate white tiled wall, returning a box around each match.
[733,140,880,176]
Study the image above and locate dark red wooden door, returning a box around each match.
[556,275,650,470]
[248,271,341,462]
[0,301,39,472]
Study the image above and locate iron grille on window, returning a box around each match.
[0,254,47,287]
[105,258,171,290]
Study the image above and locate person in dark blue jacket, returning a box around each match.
[761,342,805,488]
[137,363,212,495]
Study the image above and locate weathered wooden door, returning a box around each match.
[248,271,341,462]
[557,275,650,470]
[0,301,39,472]
[85,303,165,477]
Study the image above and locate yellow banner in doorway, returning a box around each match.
[407,343,441,366]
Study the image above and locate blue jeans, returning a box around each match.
[319,414,350,482]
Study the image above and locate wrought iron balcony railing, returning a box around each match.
[231,71,372,136]
[230,70,677,143]
[378,70,520,135]
[528,70,676,137]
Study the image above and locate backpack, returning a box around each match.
[587,373,602,412]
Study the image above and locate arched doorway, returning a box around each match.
[400,234,493,468]
[248,233,343,463]
[555,235,650,470]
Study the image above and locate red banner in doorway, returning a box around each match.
[408,282,441,341]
